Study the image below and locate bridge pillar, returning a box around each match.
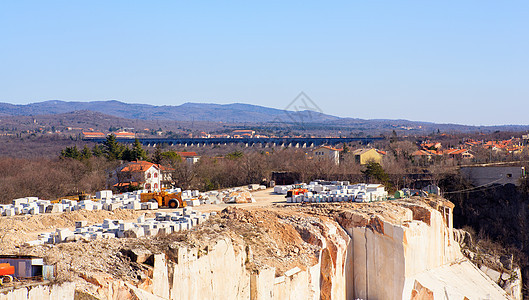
[302,143,307,148]
[295,143,299,148]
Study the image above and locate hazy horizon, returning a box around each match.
[1,98,529,128]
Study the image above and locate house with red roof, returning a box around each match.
[352,148,385,165]
[443,148,474,160]
[313,145,342,165]
[111,160,174,191]
[177,151,201,165]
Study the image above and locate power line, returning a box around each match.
[443,177,505,195]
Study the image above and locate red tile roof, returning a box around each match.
[316,146,342,151]
[82,131,105,137]
[114,132,135,138]
[120,161,157,172]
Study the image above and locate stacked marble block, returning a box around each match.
[0,193,159,217]
[26,208,215,246]
[0,188,235,218]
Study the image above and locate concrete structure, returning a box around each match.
[83,136,385,147]
[313,146,341,165]
[460,166,526,186]
[352,148,384,165]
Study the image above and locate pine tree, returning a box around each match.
[92,144,104,157]
[60,145,82,160]
[130,139,148,161]
[152,144,163,164]
[362,162,389,184]
[81,145,92,160]
[103,134,124,160]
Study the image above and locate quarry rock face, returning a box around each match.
[118,199,509,299]
[0,282,76,300]
[1,198,512,299]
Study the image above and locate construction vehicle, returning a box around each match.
[51,191,92,204]
[78,191,91,201]
[140,191,187,208]
[285,187,309,199]
[0,263,14,286]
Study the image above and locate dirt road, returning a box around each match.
[192,188,287,213]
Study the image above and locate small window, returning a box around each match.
[507,174,513,178]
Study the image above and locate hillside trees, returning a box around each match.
[0,157,115,204]
[61,136,149,162]
[362,162,390,185]
[103,134,125,160]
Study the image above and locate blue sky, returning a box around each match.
[1,1,528,125]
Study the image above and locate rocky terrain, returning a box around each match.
[442,182,529,299]
[0,194,517,299]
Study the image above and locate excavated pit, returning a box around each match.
[0,197,514,299]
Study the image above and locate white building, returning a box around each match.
[313,146,341,165]
[112,161,163,191]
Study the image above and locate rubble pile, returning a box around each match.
[24,208,214,246]
[223,191,256,204]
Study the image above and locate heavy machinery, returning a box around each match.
[140,191,187,208]
[285,186,309,199]
[51,191,92,204]
[0,263,14,286]
[78,191,91,201]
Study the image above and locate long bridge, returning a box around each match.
[86,137,385,148]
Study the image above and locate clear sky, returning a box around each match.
[1,1,528,125]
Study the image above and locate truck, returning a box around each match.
[285,184,309,202]
[140,191,187,208]
[0,263,14,285]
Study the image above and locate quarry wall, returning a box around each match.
[130,200,508,299]
[0,282,75,300]
[0,199,511,299]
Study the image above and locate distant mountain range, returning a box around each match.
[0,100,528,133]
[0,100,340,123]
